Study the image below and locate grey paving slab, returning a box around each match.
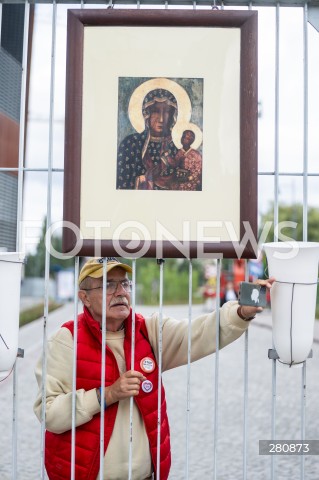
[0,304,318,479]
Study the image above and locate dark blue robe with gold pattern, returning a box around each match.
[116,132,178,190]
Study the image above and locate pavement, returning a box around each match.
[0,302,318,479]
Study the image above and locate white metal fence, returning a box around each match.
[0,1,319,479]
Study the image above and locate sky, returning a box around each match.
[22,3,319,253]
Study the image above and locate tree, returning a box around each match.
[135,258,202,305]
[25,217,74,277]
[259,203,319,243]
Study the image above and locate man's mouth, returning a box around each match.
[110,298,129,308]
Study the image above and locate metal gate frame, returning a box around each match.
[0,1,319,479]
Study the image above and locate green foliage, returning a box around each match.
[259,203,319,243]
[136,258,202,305]
[25,218,74,277]
[19,301,62,327]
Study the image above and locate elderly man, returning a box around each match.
[34,257,273,480]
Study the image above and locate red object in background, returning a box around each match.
[203,286,216,298]
[233,259,246,292]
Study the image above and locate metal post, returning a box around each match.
[300,5,309,477]
[213,258,221,480]
[12,2,30,478]
[128,258,137,480]
[40,2,57,477]
[185,259,193,480]
[12,360,18,480]
[274,2,280,241]
[300,362,306,479]
[71,257,80,480]
[156,259,165,480]
[99,258,107,477]
[303,1,309,240]
[16,0,30,253]
[243,260,250,479]
[271,4,280,479]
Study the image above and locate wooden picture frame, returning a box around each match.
[63,8,258,259]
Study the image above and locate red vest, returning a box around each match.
[44,308,171,480]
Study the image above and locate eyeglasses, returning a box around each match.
[83,280,132,295]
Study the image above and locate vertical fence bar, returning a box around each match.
[16,0,30,253]
[300,362,307,480]
[243,323,249,480]
[244,6,253,474]
[184,259,193,480]
[71,257,80,480]
[302,1,309,241]
[12,357,19,480]
[213,258,221,480]
[128,258,137,480]
[99,259,107,477]
[156,259,164,480]
[243,260,250,480]
[12,2,30,475]
[12,0,28,477]
[300,3,309,478]
[271,4,280,480]
[40,2,57,477]
[274,1,280,240]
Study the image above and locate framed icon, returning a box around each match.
[63,8,258,259]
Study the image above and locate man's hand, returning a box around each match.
[239,277,276,320]
[105,370,146,406]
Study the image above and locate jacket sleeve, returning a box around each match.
[145,301,250,372]
[33,328,101,434]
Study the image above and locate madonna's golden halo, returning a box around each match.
[128,78,192,133]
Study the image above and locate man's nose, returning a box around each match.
[114,282,126,294]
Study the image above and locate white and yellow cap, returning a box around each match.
[78,257,132,286]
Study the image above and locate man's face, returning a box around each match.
[79,267,131,328]
[149,102,175,137]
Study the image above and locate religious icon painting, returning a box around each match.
[116,77,204,192]
[63,9,258,259]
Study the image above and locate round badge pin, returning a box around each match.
[141,380,153,393]
[140,356,155,373]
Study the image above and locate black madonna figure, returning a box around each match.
[116,88,179,191]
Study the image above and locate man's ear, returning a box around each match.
[78,289,90,308]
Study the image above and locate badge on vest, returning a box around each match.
[140,356,155,373]
[141,380,153,393]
